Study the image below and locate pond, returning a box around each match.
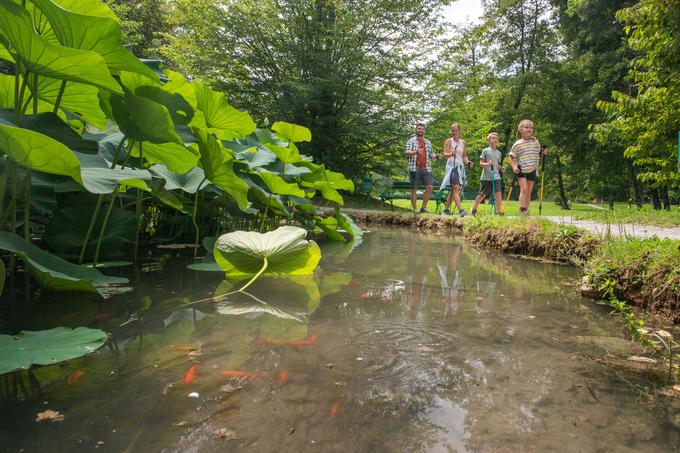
[1,228,678,452]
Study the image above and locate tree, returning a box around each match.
[161,0,449,179]
[104,0,171,57]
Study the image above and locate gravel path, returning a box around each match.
[544,216,680,241]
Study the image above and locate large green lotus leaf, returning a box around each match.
[30,0,158,80]
[130,141,199,174]
[0,44,14,63]
[194,127,249,210]
[297,160,326,182]
[243,176,290,216]
[163,70,197,108]
[271,121,311,143]
[0,122,82,183]
[110,93,183,145]
[316,217,346,242]
[255,172,305,197]
[0,327,108,375]
[36,77,108,128]
[265,142,303,164]
[214,226,321,276]
[336,212,363,239]
[134,85,194,126]
[325,169,354,190]
[255,128,289,147]
[150,179,188,213]
[234,147,278,169]
[0,74,14,108]
[75,152,151,194]
[304,180,343,205]
[193,80,255,140]
[150,164,206,194]
[0,231,129,297]
[10,112,98,154]
[46,205,136,260]
[0,0,120,93]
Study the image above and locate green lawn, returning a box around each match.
[389,198,599,217]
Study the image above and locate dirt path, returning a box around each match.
[544,216,680,241]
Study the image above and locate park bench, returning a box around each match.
[379,180,450,213]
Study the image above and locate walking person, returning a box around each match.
[470,132,503,216]
[507,119,545,216]
[440,123,471,216]
[405,123,438,213]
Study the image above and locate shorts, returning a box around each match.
[478,180,502,197]
[409,170,433,188]
[448,169,461,187]
[518,169,537,181]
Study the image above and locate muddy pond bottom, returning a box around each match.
[1,228,678,452]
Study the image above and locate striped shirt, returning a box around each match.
[406,136,435,172]
[509,138,541,173]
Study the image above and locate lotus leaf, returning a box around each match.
[0,327,108,375]
[193,80,256,140]
[265,142,302,164]
[76,152,151,194]
[36,77,108,128]
[110,93,183,145]
[243,177,290,216]
[271,121,312,143]
[214,226,321,276]
[336,212,363,239]
[30,0,159,81]
[0,232,129,297]
[316,216,346,242]
[255,172,305,197]
[133,142,200,174]
[0,0,121,93]
[10,112,98,154]
[194,127,249,210]
[150,164,207,193]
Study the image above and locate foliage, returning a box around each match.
[0,327,108,375]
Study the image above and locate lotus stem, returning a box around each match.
[258,195,272,233]
[93,193,117,267]
[53,80,67,114]
[192,178,207,258]
[15,76,28,125]
[78,195,103,264]
[22,171,30,241]
[0,159,11,224]
[237,257,268,293]
[32,74,38,115]
[133,143,144,260]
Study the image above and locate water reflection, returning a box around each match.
[1,228,678,452]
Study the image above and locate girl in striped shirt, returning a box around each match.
[508,119,545,216]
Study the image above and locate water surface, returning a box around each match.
[1,228,678,452]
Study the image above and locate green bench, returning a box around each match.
[379,181,450,213]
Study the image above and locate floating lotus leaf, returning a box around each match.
[0,327,108,375]
[214,226,321,276]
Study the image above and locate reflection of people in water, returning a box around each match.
[437,242,463,318]
[406,234,434,320]
[474,271,497,314]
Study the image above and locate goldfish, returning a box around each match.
[220,370,261,379]
[183,364,200,385]
[171,345,196,352]
[66,369,85,385]
[275,370,290,387]
[329,401,342,417]
[289,334,319,347]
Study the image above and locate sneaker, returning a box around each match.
[419,208,429,214]
[459,209,466,217]
[442,209,451,216]
[496,212,504,216]
[471,208,477,217]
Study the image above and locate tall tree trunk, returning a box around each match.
[660,186,671,210]
[625,160,643,207]
[650,188,661,210]
[554,154,570,210]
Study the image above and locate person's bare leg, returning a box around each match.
[452,185,462,211]
[411,188,418,211]
[422,185,433,210]
[445,191,453,210]
[518,178,529,213]
[495,191,502,214]
[524,180,535,214]
[472,193,486,212]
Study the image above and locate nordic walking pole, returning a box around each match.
[506,164,519,202]
[490,161,496,215]
[538,147,547,215]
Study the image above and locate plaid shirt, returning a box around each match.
[405,136,436,172]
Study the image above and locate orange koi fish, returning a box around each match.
[183,364,200,385]
[329,401,342,417]
[66,369,85,385]
[171,345,196,352]
[220,370,261,379]
[275,370,290,387]
[289,334,319,347]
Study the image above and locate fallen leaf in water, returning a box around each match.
[325,363,334,369]
[329,401,342,417]
[66,369,85,385]
[36,410,64,422]
[212,428,236,441]
[335,381,346,388]
[528,316,535,319]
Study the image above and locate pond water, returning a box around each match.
[1,228,678,452]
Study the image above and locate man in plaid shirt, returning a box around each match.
[405,123,439,212]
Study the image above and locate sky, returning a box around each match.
[441,0,485,25]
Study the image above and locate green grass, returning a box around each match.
[389,198,598,217]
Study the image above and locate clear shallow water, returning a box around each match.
[1,228,679,452]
